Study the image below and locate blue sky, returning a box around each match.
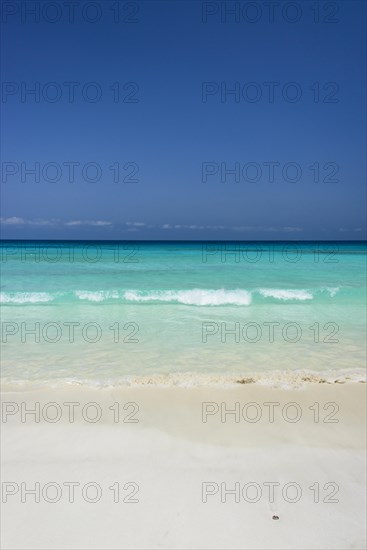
[1,0,366,240]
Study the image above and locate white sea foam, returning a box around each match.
[0,292,54,304]
[74,290,119,302]
[258,288,314,301]
[2,368,365,391]
[0,287,341,305]
[326,287,340,297]
[124,289,252,306]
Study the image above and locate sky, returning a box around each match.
[1,0,366,240]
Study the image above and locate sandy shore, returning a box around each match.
[1,383,366,549]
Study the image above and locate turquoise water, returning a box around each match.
[1,241,366,386]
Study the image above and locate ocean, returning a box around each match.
[1,241,366,388]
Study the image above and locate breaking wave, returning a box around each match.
[0,287,341,305]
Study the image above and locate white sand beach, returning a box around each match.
[1,382,366,549]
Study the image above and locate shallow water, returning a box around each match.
[1,241,366,387]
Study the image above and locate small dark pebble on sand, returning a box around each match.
[272,515,279,520]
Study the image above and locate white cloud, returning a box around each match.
[0,217,58,226]
[64,221,83,226]
[1,218,111,228]
[30,219,58,226]
[126,222,145,227]
[91,221,111,226]
[1,219,304,233]
[0,217,26,225]
[232,225,302,233]
[163,224,223,231]
[62,220,112,227]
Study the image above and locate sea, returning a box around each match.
[1,241,366,388]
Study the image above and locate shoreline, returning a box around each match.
[1,367,366,392]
